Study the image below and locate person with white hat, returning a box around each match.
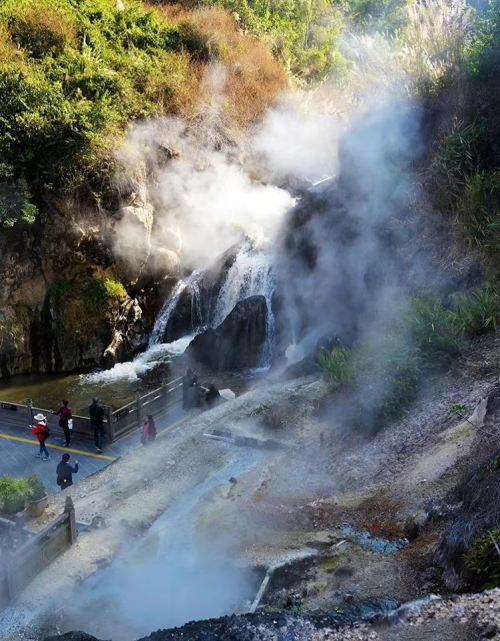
[30,413,51,460]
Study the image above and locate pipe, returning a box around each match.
[249,568,273,614]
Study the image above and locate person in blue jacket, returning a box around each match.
[56,453,79,491]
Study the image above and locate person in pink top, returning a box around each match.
[52,399,73,447]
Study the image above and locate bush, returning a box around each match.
[409,296,463,367]
[0,179,38,228]
[26,475,47,501]
[464,528,500,589]
[0,475,33,515]
[454,281,500,334]
[317,346,357,391]
[260,403,288,429]
[50,277,125,344]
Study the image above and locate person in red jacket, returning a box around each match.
[52,399,72,447]
[30,413,50,460]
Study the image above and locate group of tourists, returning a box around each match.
[27,370,220,491]
[182,368,221,414]
[30,396,106,461]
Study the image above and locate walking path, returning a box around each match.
[0,399,188,495]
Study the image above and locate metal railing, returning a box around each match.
[0,377,184,445]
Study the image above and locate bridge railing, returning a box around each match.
[0,376,184,445]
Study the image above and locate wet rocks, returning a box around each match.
[186,295,267,371]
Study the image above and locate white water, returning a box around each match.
[86,242,277,386]
[211,241,276,366]
[149,270,204,346]
[81,336,194,384]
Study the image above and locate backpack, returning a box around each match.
[43,424,51,440]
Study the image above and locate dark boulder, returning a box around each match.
[161,241,242,343]
[186,295,267,371]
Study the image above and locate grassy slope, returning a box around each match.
[0,0,286,226]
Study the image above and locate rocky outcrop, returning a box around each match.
[101,297,148,370]
[186,295,267,371]
[161,241,242,343]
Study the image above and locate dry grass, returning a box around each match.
[8,0,77,58]
[150,4,287,129]
[0,24,25,65]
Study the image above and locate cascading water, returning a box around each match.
[149,270,204,347]
[148,241,276,366]
[211,241,276,367]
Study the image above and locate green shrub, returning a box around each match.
[0,475,33,515]
[464,528,500,589]
[467,0,500,78]
[426,120,486,211]
[0,179,38,228]
[50,276,125,344]
[26,474,47,501]
[317,346,357,391]
[408,296,463,367]
[454,281,500,335]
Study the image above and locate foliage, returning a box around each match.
[454,281,500,334]
[26,475,47,501]
[408,296,463,367]
[50,277,125,344]
[317,346,357,391]
[203,0,347,80]
[426,120,486,209]
[464,528,500,589]
[398,0,472,94]
[467,0,500,78]
[318,284,500,425]
[0,179,38,228]
[0,475,33,515]
[0,0,285,228]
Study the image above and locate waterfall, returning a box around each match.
[212,241,276,366]
[149,241,276,366]
[149,270,204,346]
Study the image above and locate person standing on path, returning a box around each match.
[146,414,157,442]
[56,453,79,490]
[89,397,105,454]
[52,399,72,447]
[182,368,198,411]
[30,413,51,460]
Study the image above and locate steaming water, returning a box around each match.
[212,241,276,366]
[149,270,204,346]
[56,448,267,640]
[148,241,277,367]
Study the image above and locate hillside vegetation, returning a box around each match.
[0,0,286,227]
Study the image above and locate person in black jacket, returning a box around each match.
[56,453,79,491]
[205,384,221,410]
[182,368,198,410]
[89,397,105,453]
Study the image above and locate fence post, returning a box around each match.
[105,406,115,444]
[65,496,77,545]
[27,398,33,425]
[137,393,142,426]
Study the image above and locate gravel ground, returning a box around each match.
[5,335,500,640]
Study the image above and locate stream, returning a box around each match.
[55,447,268,640]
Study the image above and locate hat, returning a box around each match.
[34,413,46,422]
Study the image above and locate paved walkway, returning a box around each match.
[0,400,187,495]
